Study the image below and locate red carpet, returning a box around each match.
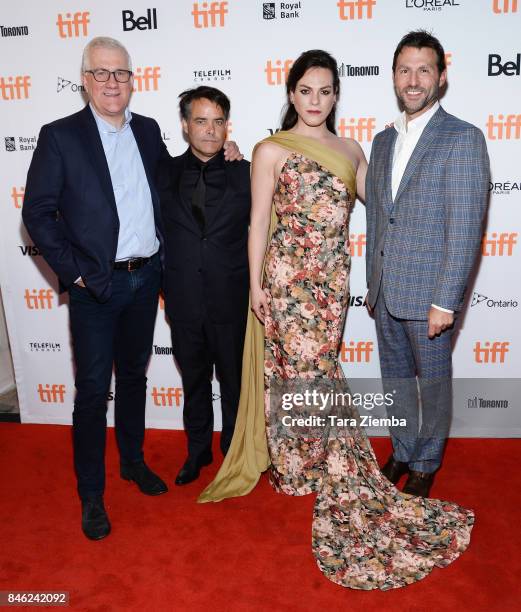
[0,424,519,611]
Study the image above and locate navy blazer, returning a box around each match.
[22,105,168,302]
[158,149,251,323]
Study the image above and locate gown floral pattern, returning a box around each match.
[262,150,474,590]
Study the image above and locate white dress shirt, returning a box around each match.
[392,101,453,314]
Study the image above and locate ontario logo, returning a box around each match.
[471,291,518,309]
[57,76,85,93]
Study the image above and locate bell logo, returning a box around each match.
[11,186,25,209]
[24,289,54,310]
[486,114,521,139]
[488,53,520,76]
[337,0,376,20]
[265,59,294,85]
[56,12,90,38]
[337,117,376,141]
[0,76,31,100]
[38,383,66,403]
[481,232,518,256]
[349,233,366,257]
[133,66,161,92]
[192,2,228,28]
[151,386,183,406]
[473,341,510,363]
[492,0,518,12]
[340,341,373,363]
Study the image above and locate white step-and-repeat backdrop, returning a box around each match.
[0,0,520,435]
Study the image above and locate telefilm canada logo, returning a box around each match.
[193,67,232,82]
[262,2,302,19]
[0,24,29,37]
[4,135,37,152]
[405,0,460,10]
[28,342,62,352]
[471,291,518,309]
[57,76,85,93]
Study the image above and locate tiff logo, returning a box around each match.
[0,76,31,100]
[338,117,376,141]
[265,59,294,85]
[473,341,510,363]
[133,66,161,91]
[349,233,366,257]
[122,8,158,31]
[481,232,518,256]
[38,383,66,403]
[151,386,183,406]
[492,0,518,12]
[24,289,54,310]
[339,341,374,363]
[192,2,228,28]
[11,186,25,208]
[56,12,90,38]
[486,114,521,139]
[338,0,376,20]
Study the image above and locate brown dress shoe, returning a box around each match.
[381,454,409,484]
[402,470,436,497]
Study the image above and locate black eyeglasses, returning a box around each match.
[85,69,133,83]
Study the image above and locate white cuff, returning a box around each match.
[431,303,454,314]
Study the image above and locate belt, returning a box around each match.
[113,256,151,271]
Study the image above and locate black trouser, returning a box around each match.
[69,254,160,500]
[171,315,246,461]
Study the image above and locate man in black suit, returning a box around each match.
[159,87,251,485]
[22,36,171,541]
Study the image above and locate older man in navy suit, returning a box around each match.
[365,31,489,497]
[22,37,240,539]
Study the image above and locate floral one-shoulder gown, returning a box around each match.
[262,140,474,590]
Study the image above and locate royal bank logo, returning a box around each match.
[338,62,380,77]
[29,342,62,352]
[0,25,29,37]
[4,137,16,152]
[4,135,36,152]
[193,67,232,82]
[471,291,518,309]
[405,0,460,10]
[489,180,520,195]
[262,2,302,19]
[57,76,85,93]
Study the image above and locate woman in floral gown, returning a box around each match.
[199,50,474,590]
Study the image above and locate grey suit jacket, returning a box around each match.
[365,106,490,320]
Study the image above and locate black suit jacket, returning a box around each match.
[158,149,251,323]
[22,105,168,302]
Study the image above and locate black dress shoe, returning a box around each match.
[402,470,436,497]
[381,454,410,484]
[175,453,213,486]
[120,461,168,495]
[81,497,111,540]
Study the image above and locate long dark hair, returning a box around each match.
[281,49,340,134]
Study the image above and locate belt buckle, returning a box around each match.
[127,259,136,272]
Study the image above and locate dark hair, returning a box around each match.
[392,30,446,74]
[281,49,340,134]
[178,86,231,120]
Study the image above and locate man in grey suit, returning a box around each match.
[365,30,489,497]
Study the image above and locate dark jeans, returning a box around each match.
[69,254,160,500]
[170,315,246,461]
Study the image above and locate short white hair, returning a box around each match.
[81,36,132,72]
